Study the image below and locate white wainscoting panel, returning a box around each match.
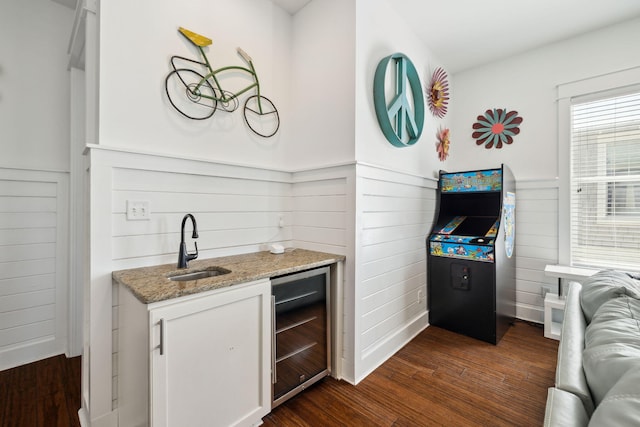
[514,180,559,323]
[292,175,348,254]
[355,164,435,382]
[111,167,293,268]
[0,168,68,370]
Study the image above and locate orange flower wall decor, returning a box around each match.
[436,127,450,161]
[427,67,449,118]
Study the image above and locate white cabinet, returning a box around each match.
[118,279,271,427]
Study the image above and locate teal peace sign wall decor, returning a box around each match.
[373,53,425,147]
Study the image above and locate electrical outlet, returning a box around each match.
[418,289,424,304]
[278,214,284,228]
[541,285,552,299]
[126,200,151,220]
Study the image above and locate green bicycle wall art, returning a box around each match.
[165,27,280,138]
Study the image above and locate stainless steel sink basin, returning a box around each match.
[167,267,231,282]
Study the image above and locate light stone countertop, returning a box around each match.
[112,248,345,304]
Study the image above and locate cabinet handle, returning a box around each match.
[159,318,166,356]
[271,296,276,384]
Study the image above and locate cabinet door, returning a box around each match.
[149,279,271,427]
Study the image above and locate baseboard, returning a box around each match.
[78,408,89,427]
[516,303,544,324]
[83,409,118,427]
[356,311,429,384]
[0,341,65,371]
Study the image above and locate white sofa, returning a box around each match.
[544,270,640,426]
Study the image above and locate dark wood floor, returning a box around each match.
[264,320,558,427]
[0,354,81,427]
[0,320,557,427]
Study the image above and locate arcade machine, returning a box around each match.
[427,164,516,344]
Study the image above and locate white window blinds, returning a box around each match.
[570,90,640,271]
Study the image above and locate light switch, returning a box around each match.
[126,200,151,220]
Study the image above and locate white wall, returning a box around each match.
[98,0,293,169]
[449,17,640,321]
[86,1,357,422]
[0,0,73,172]
[343,0,449,382]
[0,0,73,370]
[449,17,640,181]
[355,0,450,178]
[288,0,356,169]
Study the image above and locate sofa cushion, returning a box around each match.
[583,296,640,406]
[589,367,640,426]
[543,387,590,427]
[589,296,640,326]
[555,282,594,415]
[586,297,640,348]
[580,270,640,323]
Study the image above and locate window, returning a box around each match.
[570,91,640,270]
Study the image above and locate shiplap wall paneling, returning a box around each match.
[110,167,293,269]
[360,177,433,351]
[356,166,434,381]
[292,177,348,254]
[514,183,559,323]
[0,170,68,370]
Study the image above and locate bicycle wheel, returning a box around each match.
[165,69,217,120]
[243,95,280,137]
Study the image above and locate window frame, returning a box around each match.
[557,67,640,269]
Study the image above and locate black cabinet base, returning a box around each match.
[428,257,513,345]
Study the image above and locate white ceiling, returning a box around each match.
[392,0,640,73]
[271,0,312,15]
[51,0,640,74]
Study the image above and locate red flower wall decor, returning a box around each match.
[427,67,449,118]
[472,108,523,149]
[436,127,450,161]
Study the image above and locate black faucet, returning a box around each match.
[178,213,199,268]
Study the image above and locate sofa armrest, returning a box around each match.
[555,281,594,415]
[543,388,589,427]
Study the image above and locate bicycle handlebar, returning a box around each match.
[237,47,252,63]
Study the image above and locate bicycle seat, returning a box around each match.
[178,27,212,47]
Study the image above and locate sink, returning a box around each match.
[167,267,231,282]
